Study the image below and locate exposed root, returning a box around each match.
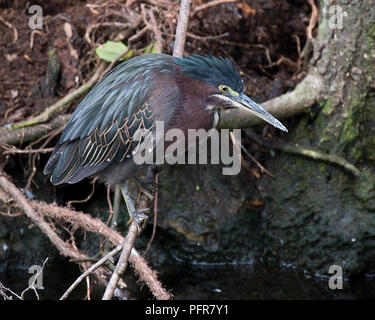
[306,0,319,40]
[85,21,131,47]
[2,147,54,155]
[60,245,123,300]
[145,8,163,53]
[67,177,98,208]
[0,173,171,300]
[29,30,47,49]
[0,15,18,44]
[0,258,49,300]
[191,0,238,17]
[246,130,361,178]
[0,0,324,301]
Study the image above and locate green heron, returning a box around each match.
[44,53,287,224]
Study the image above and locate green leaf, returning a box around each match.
[144,43,152,54]
[151,43,158,54]
[122,50,133,59]
[144,43,157,54]
[95,41,132,62]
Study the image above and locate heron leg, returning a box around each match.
[134,165,162,199]
[134,177,157,200]
[121,183,149,227]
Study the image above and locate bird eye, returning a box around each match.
[219,85,229,93]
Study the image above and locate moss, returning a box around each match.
[319,162,326,174]
[340,109,359,145]
[354,169,375,202]
[338,100,365,159]
[294,157,305,168]
[315,99,339,147]
[366,25,375,49]
[321,99,333,116]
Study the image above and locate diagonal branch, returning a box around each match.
[60,245,123,300]
[9,62,107,130]
[173,0,192,58]
[0,172,86,260]
[217,72,324,129]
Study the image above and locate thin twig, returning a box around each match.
[20,257,49,300]
[147,9,163,53]
[306,0,318,39]
[127,26,149,46]
[0,15,18,44]
[67,177,98,207]
[164,31,229,41]
[85,276,91,300]
[191,0,237,17]
[10,62,107,130]
[173,0,192,58]
[29,30,46,49]
[84,22,131,46]
[2,147,54,155]
[230,131,272,177]
[102,222,138,300]
[60,245,122,300]
[0,210,23,217]
[187,31,229,40]
[241,144,272,177]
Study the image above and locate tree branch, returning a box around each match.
[33,200,171,300]
[217,72,323,129]
[246,130,361,178]
[101,0,193,300]
[0,115,68,147]
[0,172,86,260]
[60,245,122,300]
[173,0,192,58]
[102,222,138,300]
[9,62,107,130]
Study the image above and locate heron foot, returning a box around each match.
[127,211,149,226]
[135,177,158,195]
[121,184,149,229]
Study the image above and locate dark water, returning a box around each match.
[150,262,375,300]
[1,259,375,300]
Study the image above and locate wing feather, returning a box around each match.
[44,53,181,185]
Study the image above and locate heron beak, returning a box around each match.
[230,93,288,132]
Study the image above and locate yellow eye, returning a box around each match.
[219,85,240,96]
[219,85,229,93]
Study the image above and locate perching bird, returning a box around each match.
[44,53,287,224]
